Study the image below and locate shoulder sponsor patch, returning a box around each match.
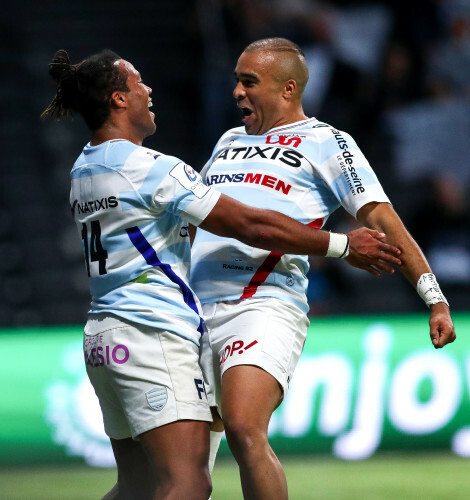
[169,163,210,199]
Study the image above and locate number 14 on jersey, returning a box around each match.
[81,221,108,276]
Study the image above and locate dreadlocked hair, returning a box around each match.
[41,49,129,130]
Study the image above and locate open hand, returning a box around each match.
[345,227,402,276]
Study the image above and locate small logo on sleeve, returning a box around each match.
[184,165,198,182]
[169,163,210,199]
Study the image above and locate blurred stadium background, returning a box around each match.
[1,0,470,498]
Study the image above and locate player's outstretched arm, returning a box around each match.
[357,201,456,349]
[200,193,402,268]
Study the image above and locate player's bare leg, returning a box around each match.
[222,365,287,500]
[105,437,155,499]
[108,420,211,499]
[140,420,212,499]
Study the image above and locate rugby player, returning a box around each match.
[41,49,401,500]
[190,38,456,500]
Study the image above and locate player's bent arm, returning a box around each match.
[200,194,330,255]
[357,201,456,348]
[200,194,401,266]
[356,202,429,284]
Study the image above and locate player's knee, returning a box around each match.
[224,417,267,455]
[179,468,212,499]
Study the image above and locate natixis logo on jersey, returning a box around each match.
[71,196,119,217]
[184,164,198,182]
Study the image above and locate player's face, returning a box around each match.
[233,50,287,135]
[117,60,156,140]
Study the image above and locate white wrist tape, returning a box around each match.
[416,273,449,308]
[326,233,349,258]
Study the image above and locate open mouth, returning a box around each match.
[241,107,253,117]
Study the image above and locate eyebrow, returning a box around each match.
[234,71,260,82]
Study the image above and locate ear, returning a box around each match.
[110,90,127,109]
[283,79,297,100]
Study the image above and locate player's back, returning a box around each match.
[70,139,204,343]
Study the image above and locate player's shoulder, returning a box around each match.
[120,143,184,171]
[216,126,246,146]
[302,119,351,142]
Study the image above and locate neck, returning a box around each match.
[90,122,143,146]
[265,108,308,134]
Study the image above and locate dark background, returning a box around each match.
[1,0,469,327]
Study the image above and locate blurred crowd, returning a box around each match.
[0,0,468,326]
[195,0,470,315]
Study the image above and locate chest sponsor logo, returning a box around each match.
[215,146,305,169]
[266,134,303,148]
[206,171,292,195]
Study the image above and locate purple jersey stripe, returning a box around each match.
[126,226,204,335]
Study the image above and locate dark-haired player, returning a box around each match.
[42,49,403,499]
[190,38,456,499]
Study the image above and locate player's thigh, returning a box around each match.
[110,436,152,478]
[139,419,210,474]
[205,297,308,408]
[222,364,282,428]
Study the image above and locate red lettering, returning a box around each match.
[275,180,292,195]
[266,135,279,145]
[261,175,276,188]
[284,137,301,147]
[220,345,231,366]
[266,135,302,148]
[245,173,262,184]
[244,340,258,350]
[230,340,244,356]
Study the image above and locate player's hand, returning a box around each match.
[345,228,401,276]
[429,302,456,348]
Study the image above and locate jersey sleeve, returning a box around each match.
[151,157,221,226]
[313,127,390,218]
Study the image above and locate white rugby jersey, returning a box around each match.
[190,118,390,313]
[70,139,220,345]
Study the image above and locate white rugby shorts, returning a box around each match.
[84,314,212,440]
[199,297,309,411]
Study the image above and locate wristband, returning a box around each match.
[326,233,349,258]
[416,273,449,308]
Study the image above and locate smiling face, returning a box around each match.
[233,49,307,135]
[116,59,156,141]
[233,50,288,135]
